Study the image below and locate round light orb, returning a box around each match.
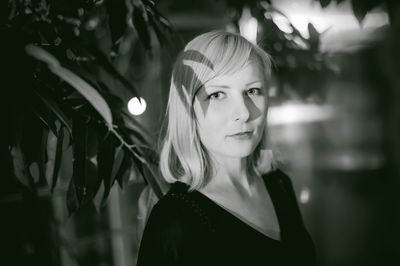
[128,97,147,116]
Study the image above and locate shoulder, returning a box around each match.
[263,168,293,188]
[137,182,212,265]
[152,182,194,214]
[145,182,206,232]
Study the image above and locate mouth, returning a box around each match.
[227,131,253,140]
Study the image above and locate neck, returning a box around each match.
[207,154,257,194]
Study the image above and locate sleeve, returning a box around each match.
[136,195,210,266]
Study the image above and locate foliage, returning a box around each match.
[224,0,334,99]
[2,0,172,214]
[314,0,400,25]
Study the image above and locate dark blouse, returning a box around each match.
[137,169,315,266]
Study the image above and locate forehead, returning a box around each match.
[205,61,265,87]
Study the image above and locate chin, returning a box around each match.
[220,144,256,158]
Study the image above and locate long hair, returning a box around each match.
[159,30,273,190]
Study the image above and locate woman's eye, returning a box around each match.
[247,88,261,96]
[208,92,225,100]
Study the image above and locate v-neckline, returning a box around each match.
[191,172,283,243]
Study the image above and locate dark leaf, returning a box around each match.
[33,88,73,136]
[25,45,113,126]
[11,144,31,188]
[45,129,58,188]
[115,150,132,189]
[105,0,128,43]
[29,162,40,184]
[132,4,152,50]
[307,23,320,52]
[93,181,105,212]
[319,0,331,8]
[67,180,79,215]
[97,133,117,204]
[72,116,88,205]
[34,110,58,137]
[51,125,65,192]
[38,128,49,185]
[87,47,140,97]
[351,0,382,24]
[112,145,125,180]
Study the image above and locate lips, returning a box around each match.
[228,130,253,137]
[227,131,253,139]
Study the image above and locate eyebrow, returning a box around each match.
[207,80,263,89]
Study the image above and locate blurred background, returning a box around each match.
[1,0,399,265]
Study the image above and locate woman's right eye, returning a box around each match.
[207,92,225,100]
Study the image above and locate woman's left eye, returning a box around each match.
[247,88,261,96]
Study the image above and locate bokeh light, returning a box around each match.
[128,97,147,116]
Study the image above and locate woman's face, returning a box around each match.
[193,61,268,160]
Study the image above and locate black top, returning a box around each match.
[137,169,315,266]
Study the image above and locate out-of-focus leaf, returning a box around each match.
[145,1,174,46]
[51,125,65,192]
[97,133,116,204]
[351,0,381,24]
[72,116,87,205]
[38,128,48,184]
[29,162,40,184]
[34,110,58,137]
[58,145,74,192]
[319,0,332,8]
[88,47,139,97]
[25,44,60,68]
[307,23,320,52]
[105,0,127,43]
[25,45,113,126]
[11,145,30,187]
[122,109,154,144]
[111,145,124,180]
[67,180,79,215]
[132,4,152,50]
[45,129,58,188]
[93,181,105,212]
[115,151,132,189]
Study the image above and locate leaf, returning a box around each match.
[25,45,113,126]
[24,44,60,68]
[33,88,72,136]
[45,129,58,188]
[307,23,320,52]
[111,145,125,180]
[88,47,139,97]
[132,4,152,50]
[115,151,132,189]
[72,116,88,205]
[67,180,79,215]
[51,125,65,192]
[97,134,117,204]
[38,128,49,185]
[29,162,40,184]
[145,1,174,46]
[11,145,30,187]
[93,180,105,212]
[351,0,381,25]
[33,106,58,137]
[319,0,331,8]
[105,0,128,43]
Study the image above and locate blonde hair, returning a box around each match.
[159,30,273,190]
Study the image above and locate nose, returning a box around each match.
[232,95,250,122]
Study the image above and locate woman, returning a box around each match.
[137,31,315,266]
